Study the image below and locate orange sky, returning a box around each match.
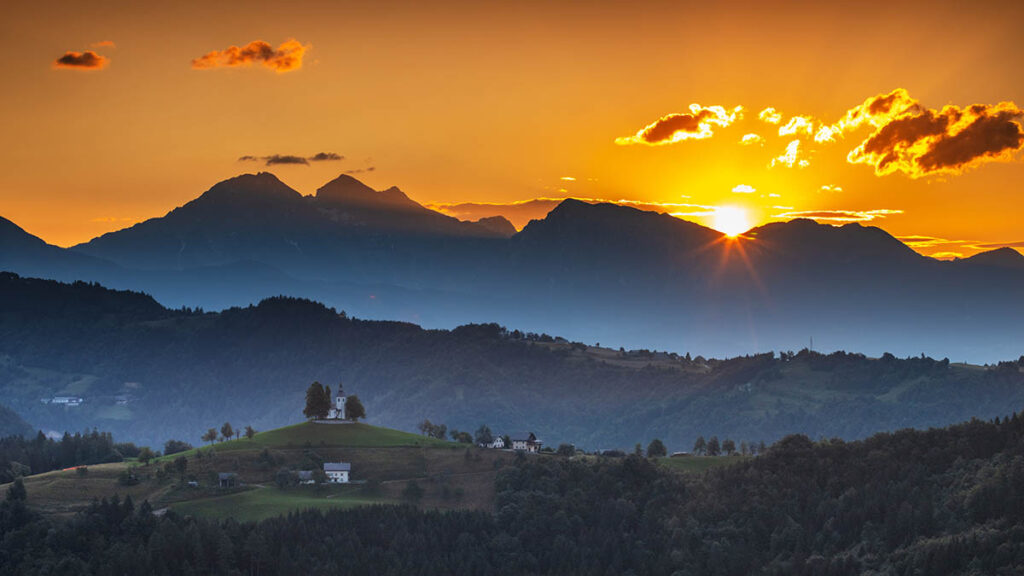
[2,0,1023,258]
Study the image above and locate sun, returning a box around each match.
[712,206,751,237]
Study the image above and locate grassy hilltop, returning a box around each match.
[5,421,517,522]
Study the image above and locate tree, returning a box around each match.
[164,439,193,455]
[740,441,750,456]
[450,430,473,444]
[418,419,434,436]
[138,446,155,465]
[693,436,707,455]
[6,477,25,501]
[722,439,736,456]
[345,395,366,421]
[634,443,644,456]
[220,422,234,442]
[202,428,218,445]
[647,438,667,458]
[173,456,187,476]
[244,426,257,440]
[474,425,494,446]
[707,436,721,456]
[303,381,329,420]
[502,434,511,448]
[556,443,575,457]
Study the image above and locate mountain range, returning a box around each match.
[3,172,1024,362]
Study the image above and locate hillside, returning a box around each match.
[0,404,32,438]
[2,273,1023,451]
[3,421,514,521]
[2,412,1023,574]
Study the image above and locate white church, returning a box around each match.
[327,386,347,420]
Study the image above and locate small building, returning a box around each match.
[511,432,542,453]
[48,396,84,407]
[297,470,315,485]
[323,462,351,483]
[488,437,506,449]
[218,473,237,488]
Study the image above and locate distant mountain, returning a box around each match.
[4,172,1024,362]
[960,247,1024,269]
[0,403,32,438]
[2,273,1023,449]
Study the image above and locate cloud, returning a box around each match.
[345,167,376,174]
[91,40,116,48]
[779,115,815,137]
[740,133,764,146]
[930,251,965,260]
[264,155,308,166]
[819,184,843,193]
[770,140,810,168]
[822,89,1024,177]
[758,107,782,124]
[309,152,344,162]
[615,104,742,145]
[772,208,903,223]
[192,39,309,73]
[732,184,756,194]
[239,152,345,166]
[54,50,108,70]
[560,176,576,181]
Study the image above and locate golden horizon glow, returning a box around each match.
[1,1,1023,260]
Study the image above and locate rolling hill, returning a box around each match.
[2,272,1023,452]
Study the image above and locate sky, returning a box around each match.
[2,0,1023,258]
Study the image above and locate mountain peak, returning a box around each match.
[961,247,1024,269]
[197,172,302,205]
[316,175,422,212]
[747,218,922,263]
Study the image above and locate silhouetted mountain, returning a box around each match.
[473,215,517,236]
[959,246,1024,269]
[4,173,1024,362]
[3,273,1024,449]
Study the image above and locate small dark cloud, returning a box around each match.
[310,152,344,162]
[345,167,376,174]
[264,155,309,166]
[238,152,345,166]
[54,50,108,70]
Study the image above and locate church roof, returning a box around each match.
[323,462,351,472]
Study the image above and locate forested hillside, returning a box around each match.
[2,414,1023,574]
[2,272,1024,449]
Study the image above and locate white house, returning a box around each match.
[297,470,315,485]
[511,432,542,453]
[326,386,347,420]
[488,437,506,449]
[323,462,351,483]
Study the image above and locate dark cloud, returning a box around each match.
[345,167,376,174]
[54,50,108,70]
[192,39,309,73]
[238,152,345,166]
[264,155,309,166]
[310,152,344,162]
[616,105,741,145]
[842,90,1024,177]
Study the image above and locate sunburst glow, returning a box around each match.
[712,206,751,237]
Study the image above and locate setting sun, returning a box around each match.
[712,206,751,237]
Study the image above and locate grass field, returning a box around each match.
[657,455,745,473]
[171,485,394,522]
[164,422,452,460]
